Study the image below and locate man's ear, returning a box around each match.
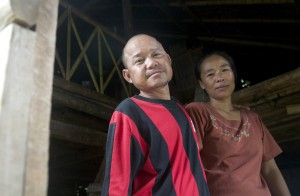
[122,69,133,83]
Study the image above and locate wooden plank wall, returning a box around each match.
[232,67,300,152]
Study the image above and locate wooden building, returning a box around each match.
[1,0,300,196]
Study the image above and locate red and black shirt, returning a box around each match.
[101,95,209,196]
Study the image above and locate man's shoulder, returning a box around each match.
[116,97,134,108]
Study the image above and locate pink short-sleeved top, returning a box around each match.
[185,102,282,196]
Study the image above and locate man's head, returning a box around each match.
[122,34,173,97]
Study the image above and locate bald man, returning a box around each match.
[101,34,209,196]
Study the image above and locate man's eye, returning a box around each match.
[135,59,144,64]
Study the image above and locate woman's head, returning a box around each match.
[195,51,237,100]
[195,51,237,82]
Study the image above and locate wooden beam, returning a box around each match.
[150,0,187,34]
[169,0,294,6]
[122,0,134,38]
[53,76,119,106]
[247,91,300,123]
[94,159,105,184]
[286,104,300,114]
[99,18,300,28]
[232,67,300,106]
[149,33,300,52]
[49,169,98,182]
[0,23,36,196]
[87,182,102,195]
[24,1,59,194]
[1,0,59,195]
[81,0,102,12]
[50,120,107,147]
[200,18,300,25]
[59,1,126,44]
[286,104,300,115]
[52,76,119,120]
[51,105,109,131]
[196,36,300,52]
[0,0,41,30]
[268,115,300,135]
[52,88,114,120]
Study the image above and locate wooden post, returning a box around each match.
[0,0,59,195]
[122,0,134,39]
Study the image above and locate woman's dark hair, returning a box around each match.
[195,51,237,84]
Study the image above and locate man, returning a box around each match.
[101,34,209,196]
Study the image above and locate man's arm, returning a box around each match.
[261,158,291,196]
[101,114,133,196]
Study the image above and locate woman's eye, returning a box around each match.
[153,53,162,57]
[222,68,231,72]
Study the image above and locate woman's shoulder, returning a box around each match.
[185,101,208,109]
[240,106,261,120]
[185,102,210,116]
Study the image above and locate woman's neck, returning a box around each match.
[209,98,235,112]
[208,99,241,120]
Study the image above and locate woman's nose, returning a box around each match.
[216,71,225,81]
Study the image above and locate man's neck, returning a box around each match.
[139,88,171,100]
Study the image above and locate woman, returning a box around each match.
[185,51,290,196]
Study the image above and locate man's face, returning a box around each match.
[122,35,173,94]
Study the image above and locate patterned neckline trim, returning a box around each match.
[204,103,251,142]
[209,114,251,142]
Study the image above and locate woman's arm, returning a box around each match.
[261,158,291,196]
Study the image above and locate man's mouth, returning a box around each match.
[147,70,163,77]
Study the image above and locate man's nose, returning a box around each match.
[145,57,158,68]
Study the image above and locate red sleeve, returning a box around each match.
[256,115,283,162]
[101,111,134,196]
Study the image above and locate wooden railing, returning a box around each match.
[55,0,130,98]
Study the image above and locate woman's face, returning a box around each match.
[199,54,235,101]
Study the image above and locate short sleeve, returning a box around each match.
[256,115,283,162]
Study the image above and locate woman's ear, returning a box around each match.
[122,69,133,83]
[166,54,172,65]
[198,80,205,90]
